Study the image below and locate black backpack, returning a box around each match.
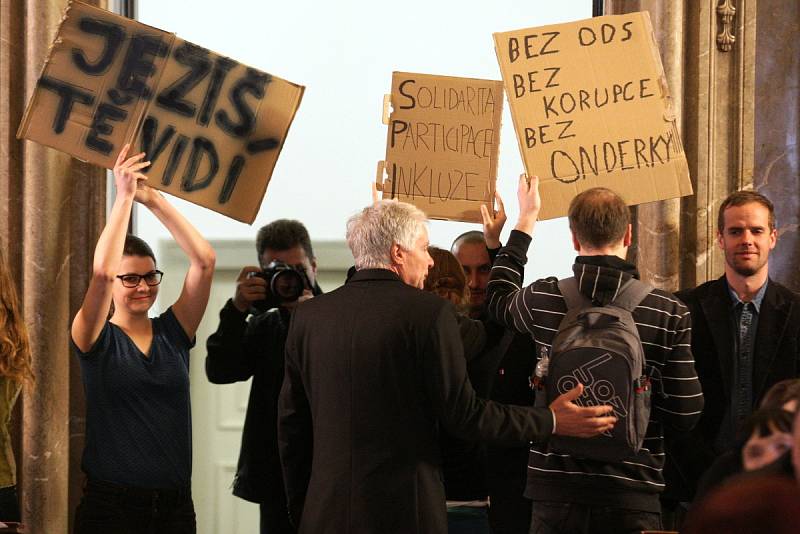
[544,276,653,462]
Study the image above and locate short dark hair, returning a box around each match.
[718,190,776,232]
[451,230,486,252]
[256,219,314,260]
[568,188,630,249]
[123,234,156,265]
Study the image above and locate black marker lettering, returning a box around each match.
[108,34,169,105]
[639,78,654,98]
[621,21,634,41]
[556,120,575,140]
[634,137,649,167]
[523,34,539,58]
[86,102,127,155]
[551,150,582,183]
[161,134,189,186]
[512,74,525,98]
[612,83,624,102]
[398,79,416,109]
[181,137,219,192]
[649,135,665,165]
[601,24,616,43]
[623,81,635,100]
[215,69,268,138]
[560,92,576,114]
[578,89,590,110]
[602,142,617,171]
[218,155,245,204]
[37,76,95,134]
[198,56,236,126]
[544,67,560,88]
[578,27,596,46]
[390,120,408,148]
[390,163,397,198]
[579,145,598,177]
[140,115,176,163]
[508,37,520,62]
[246,138,280,154]
[618,140,632,170]
[542,95,558,119]
[525,127,537,148]
[72,17,125,75]
[540,31,560,54]
[156,42,212,117]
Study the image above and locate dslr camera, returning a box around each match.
[249,261,312,313]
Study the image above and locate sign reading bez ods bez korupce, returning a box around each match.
[378,72,504,223]
[493,12,692,220]
[18,0,303,224]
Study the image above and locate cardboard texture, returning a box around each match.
[17,0,304,224]
[493,12,692,220]
[378,72,504,223]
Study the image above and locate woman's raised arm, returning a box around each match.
[136,185,216,340]
[71,145,149,352]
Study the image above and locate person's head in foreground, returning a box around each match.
[684,475,800,534]
[740,408,794,472]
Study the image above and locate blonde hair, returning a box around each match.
[0,249,34,386]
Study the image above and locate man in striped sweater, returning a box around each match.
[486,176,704,534]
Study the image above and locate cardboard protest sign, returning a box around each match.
[18,0,303,224]
[493,12,692,220]
[377,72,504,223]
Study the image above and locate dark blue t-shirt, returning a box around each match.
[74,307,195,489]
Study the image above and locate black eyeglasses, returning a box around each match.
[116,270,164,288]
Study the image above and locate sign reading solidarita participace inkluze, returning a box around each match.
[378,71,504,223]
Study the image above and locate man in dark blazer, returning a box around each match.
[277,199,618,534]
[665,190,800,514]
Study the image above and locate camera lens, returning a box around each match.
[271,270,304,300]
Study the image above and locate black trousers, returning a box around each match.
[74,479,196,534]
[260,501,294,534]
[529,501,661,534]
[0,485,20,522]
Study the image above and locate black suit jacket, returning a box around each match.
[277,269,554,534]
[665,275,800,500]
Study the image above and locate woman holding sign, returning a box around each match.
[71,144,216,533]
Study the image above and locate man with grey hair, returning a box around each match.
[277,200,618,534]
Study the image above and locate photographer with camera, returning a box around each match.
[205,219,321,534]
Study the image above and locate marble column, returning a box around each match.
[754,0,800,291]
[606,0,758,290]
[1,0,107,531]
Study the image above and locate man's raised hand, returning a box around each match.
[514,173,541,236]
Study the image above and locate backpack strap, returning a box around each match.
[557,277,591,310]
[611,278,653,312]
